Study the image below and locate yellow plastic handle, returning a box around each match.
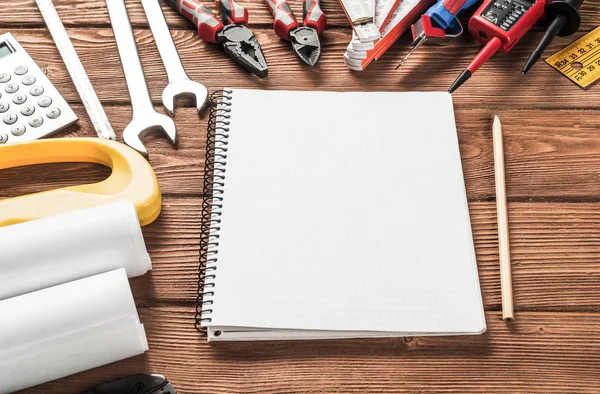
[0,138,162,227]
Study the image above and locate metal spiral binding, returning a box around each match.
[195,89,233,332]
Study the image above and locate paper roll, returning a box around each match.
[0,201,151,300]
[0,269,148,394]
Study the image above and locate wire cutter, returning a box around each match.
[265,0,326,66]
[166,0,268,78]
[396,0,480,68]
[85,374,176,394]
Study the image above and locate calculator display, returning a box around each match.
[0,43,13,59]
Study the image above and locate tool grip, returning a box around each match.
[216,0,249,25]
[467,36,502,73]
[303,0,326,35]
[427,0,475,30]
[166,0,224,43]
[442,0,469,15]
[265,0,299,40]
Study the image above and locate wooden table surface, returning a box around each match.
[2,0,600,392]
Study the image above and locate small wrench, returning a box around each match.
[141,0,209,116]
[106,0,176,157]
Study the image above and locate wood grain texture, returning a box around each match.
[3,0,600,30]
[3,1,600,392]
[17,307,600,394]
[5,193,597,312]
[3,106,600,200]
[1,27,599,109]
[130,198,600,311]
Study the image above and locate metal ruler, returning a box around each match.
[35,0,116,140]
[546,26,600,89]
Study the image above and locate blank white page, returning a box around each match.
[205,89,485,336]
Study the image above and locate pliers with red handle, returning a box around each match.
[265,0,326,66]
[166,0,268,77]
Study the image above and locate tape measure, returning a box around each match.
[546,26,600,89]
[0,138,162,227]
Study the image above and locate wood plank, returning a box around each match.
[117,198,600,311]
[2,29,598,109]
[4,0,600,30]
[2,0,351,28]
[3,192,600,311]
[3,107,600,200]
[2,2,599,394]
[17,308,600,393]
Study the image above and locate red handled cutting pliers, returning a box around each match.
[265,0,326,66]
[167,0,268,77]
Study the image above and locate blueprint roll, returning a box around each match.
[0,269,148,394]
[0,201,151,300]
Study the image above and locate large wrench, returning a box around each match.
[106,0,176,157]
[141,0,209,116]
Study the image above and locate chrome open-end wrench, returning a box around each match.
[106,0,176,157]
[141,0,209,116]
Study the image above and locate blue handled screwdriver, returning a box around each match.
[396,0,481,68]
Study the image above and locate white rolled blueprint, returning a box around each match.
[0,201,151,300]
[0,269,148,394]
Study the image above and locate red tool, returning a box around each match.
[397,0,479,68]
[265,0,326,66]
[167,0,268,77]
[448,0,547,92]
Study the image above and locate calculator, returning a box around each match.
[0,33,77,144]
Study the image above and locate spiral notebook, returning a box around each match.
[197,89,486,342]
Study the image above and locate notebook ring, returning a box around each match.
[196,90,234,333]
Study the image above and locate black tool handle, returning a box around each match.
[85,374,174,394]
[546,0,583,36]
[521,0,584,73]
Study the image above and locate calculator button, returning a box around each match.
[10,124,26,136]
[38,96,52,107]
[20,105,35,116]
[0,102,9,113]
[21,75,36,86]
[3,112,18,125]
[0,133,7,144]
[29,116,43,128]
[30,85,44,96]
[46,107,61,119]
[5,83,18,93]
[14,66,28,75]
[12,94,27,105]
[0,73,11,83]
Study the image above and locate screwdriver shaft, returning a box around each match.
[395,36,428,69]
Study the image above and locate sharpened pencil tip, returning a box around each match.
[493,114,501,132]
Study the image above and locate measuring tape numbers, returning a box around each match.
[546,25,600,89]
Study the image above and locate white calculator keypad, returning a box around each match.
[0,33,77,144]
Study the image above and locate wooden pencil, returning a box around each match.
[493,114,514,321]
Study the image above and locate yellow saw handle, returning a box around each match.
[0,138,161,227]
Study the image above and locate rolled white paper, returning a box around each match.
[0,201,151,300]
[0,269,148,394]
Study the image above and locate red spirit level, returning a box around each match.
[449,0,547,92]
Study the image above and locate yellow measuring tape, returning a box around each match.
[546,26,600,89]
[0,138,162,227]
